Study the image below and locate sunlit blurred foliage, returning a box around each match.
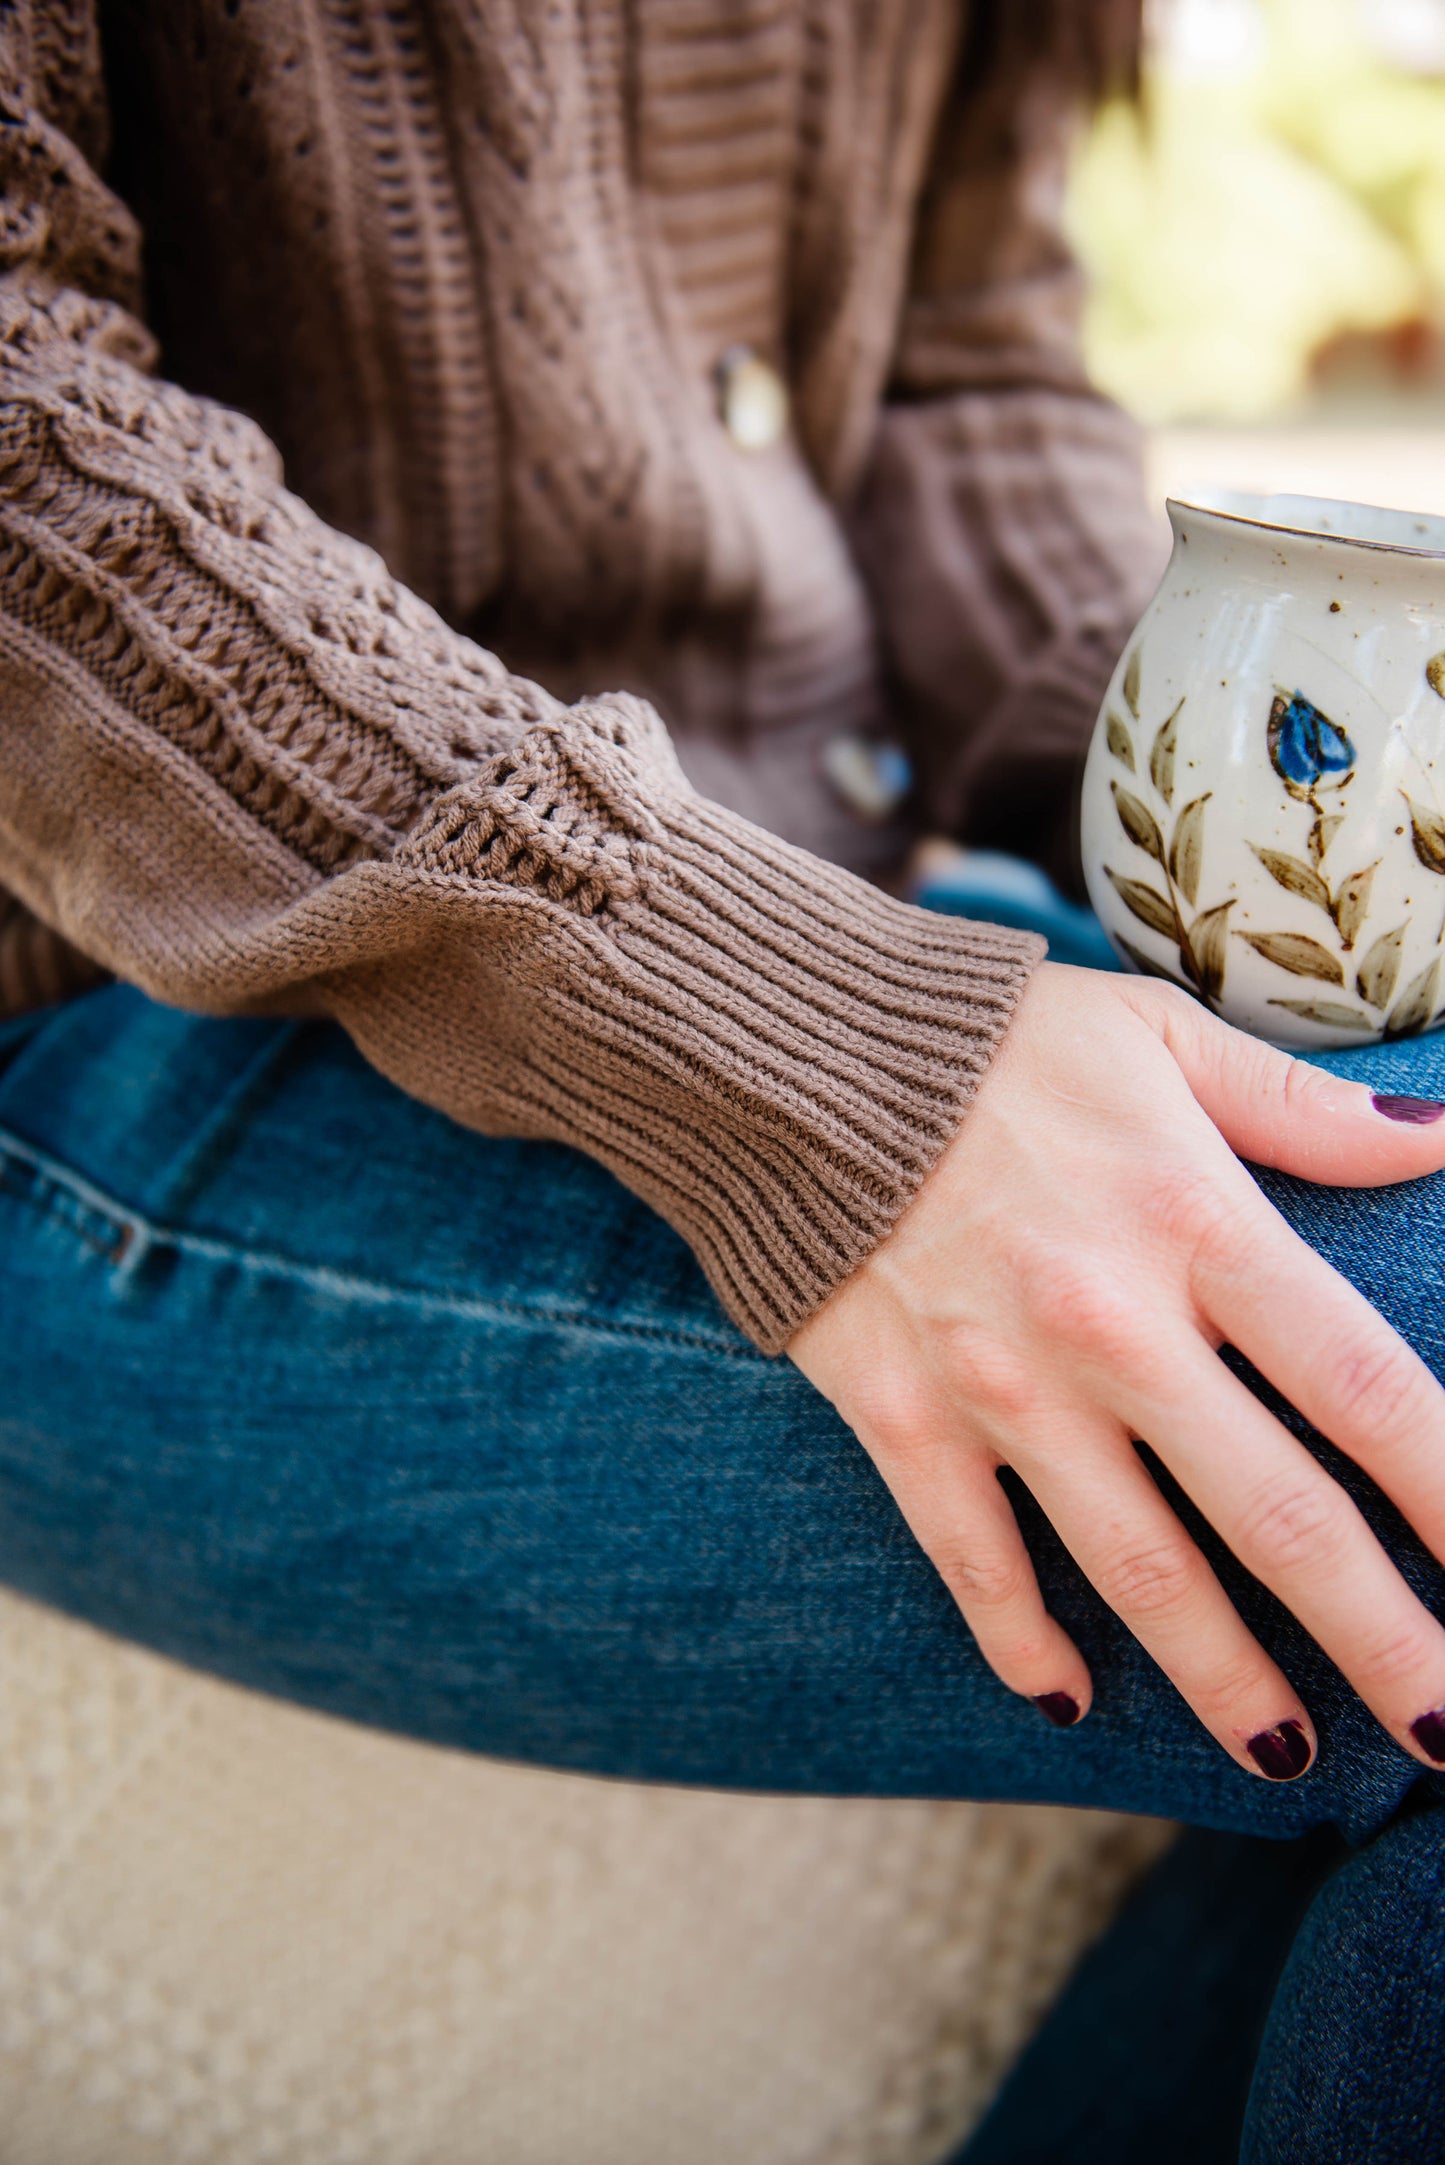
[1068,0,1445,419]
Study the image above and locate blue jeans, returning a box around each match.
[2,981,1444,2162]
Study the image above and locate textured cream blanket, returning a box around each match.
[0,1589,1170,2165]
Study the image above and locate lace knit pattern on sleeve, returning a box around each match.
[0,289,565,864]
[0,2,1049,1351]
[0,308,1041,1346]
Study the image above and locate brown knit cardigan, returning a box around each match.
[0,0,1160,1350]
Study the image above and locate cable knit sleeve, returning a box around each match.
[0,2,1042,1352]
[849,53,1166,894]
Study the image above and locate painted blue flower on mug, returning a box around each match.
[1267,689,1355,801]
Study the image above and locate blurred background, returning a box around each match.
[1071,0,1445,510]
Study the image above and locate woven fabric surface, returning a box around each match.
[0,1585,1171,2165]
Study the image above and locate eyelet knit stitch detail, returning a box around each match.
[0,402,414,869]
[0,113,139,309]
[0,306,565,873]
[0,0,1142,1350]
[0,274,1047,1346]
[407,710,666,915]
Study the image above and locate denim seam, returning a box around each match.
[0,1126,767,1362]
[0,1148,134,1265]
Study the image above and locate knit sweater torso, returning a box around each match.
[104,0,1115,872]
[0,0,1159,1347]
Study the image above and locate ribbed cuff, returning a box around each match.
[522,792,1043,1352]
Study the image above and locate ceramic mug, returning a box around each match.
[1081,490,1445,1047]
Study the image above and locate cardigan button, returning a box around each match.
[715,345,789,450]
[822,734,913,822]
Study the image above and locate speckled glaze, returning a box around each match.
[1082,492,1445,1047]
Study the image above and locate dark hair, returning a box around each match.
[960,0,1145,101]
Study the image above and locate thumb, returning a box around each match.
[1153,994,1445,1188]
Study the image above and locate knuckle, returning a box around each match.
[1356,1620,1439,1693]
[1125,975,1198,1035]
[935,1541,1032,1615]
[1141,1166,1247,1275]
[1221,1028,1297,1112]
[1138,1166,1202,1248]
[942,1328,1039,1428]
[1236,1032,1294,1105]
[1279,1051,1327,1124]
[1029,1264,1139,1362]
[1327,1337,1432,1443]
[1235,1473,1353,1575]
[1101,1538,1201,1621]
[1153,980,1200,1025]
[851,1371,935,1459]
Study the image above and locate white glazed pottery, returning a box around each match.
[1081,490,1445,1046]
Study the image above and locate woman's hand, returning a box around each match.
[790,962,1445,1780]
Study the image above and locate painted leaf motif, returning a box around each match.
[1237,931,1345,985]
[1105,868,1176,940]
[1184,900,1232,1002]
[1115,936,1193,994]
[1268,999,1375,1032]
[1356,922,1407,1012]
[1250,846,1331,915]
[1309,812,1346,867]
[1123,647,1142,720]
[1403,794,1445,876]
[1112,782,1165,863]
[1332,862,1377,951]
[1428,653,1445,699]
[1170,794,1210,907]
[1387,958,1441,1039]
[1150,699,1182,807]
[1105,711,1136,771]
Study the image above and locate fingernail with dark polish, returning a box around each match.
[1033,1692,1082,1729]
[1411,1707,1445,1764]
[1372,1094,1445,1125]
[1247,1720,1313,1781]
